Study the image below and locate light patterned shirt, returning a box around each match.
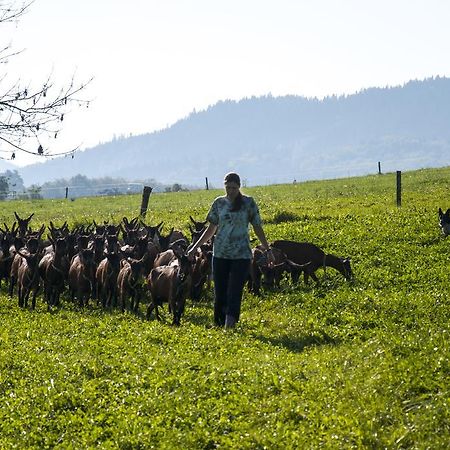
[207,195,262,260]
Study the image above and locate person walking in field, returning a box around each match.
[187,172,274,329]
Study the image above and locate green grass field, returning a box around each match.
[0,167,449,449]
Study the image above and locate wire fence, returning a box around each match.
[3,156,448,200]
[6,183,146,200]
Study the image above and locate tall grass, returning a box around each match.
[0,167,449,449]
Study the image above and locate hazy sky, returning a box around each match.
[5,0,450,165]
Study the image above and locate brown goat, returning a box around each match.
[190,243,212,300]
[9,237,40,298]
[117,257,145,313]
[0,225,17,289]
[153,239,188,269]
[249,245,310,295]
[39,237,69,309]
[96,251,122,308]
[146,254,192,325]
[14,212,34,238]
[438,207,450,236]
[272,240,352,284]
[16,250,42,309]
[68,249,96,307]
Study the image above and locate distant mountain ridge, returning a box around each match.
[18,77,450,187]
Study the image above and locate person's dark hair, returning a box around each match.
[224,172,243,212]
[224,172,241,186]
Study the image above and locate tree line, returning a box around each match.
[0,170,191,200]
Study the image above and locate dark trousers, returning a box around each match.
[212,257,250,326]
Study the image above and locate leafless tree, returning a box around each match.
[0,1,91,161]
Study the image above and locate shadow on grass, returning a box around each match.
[254,330,339,353]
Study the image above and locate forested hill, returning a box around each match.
[19,77,450,187]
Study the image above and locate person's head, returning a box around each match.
[224,172,242,211]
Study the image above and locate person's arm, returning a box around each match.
[187,223,217,260]
[252,223,275,264]
[252,224,270,249]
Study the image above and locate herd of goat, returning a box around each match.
[0,208,447,325]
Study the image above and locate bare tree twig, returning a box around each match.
[0,0,91,160]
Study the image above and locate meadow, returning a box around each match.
[0,167,449,449]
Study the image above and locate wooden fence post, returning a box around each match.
[65,187,69,199]
[205,177,209,190]
[378,161,382,175]
[396,171,401,207]
[140,186,153,217]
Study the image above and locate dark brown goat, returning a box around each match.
[139,220,163,240]
[438,207,450,236]
[146,254,192,325]
[14,212,34,237]
[117,257,145,312]
[190,243,212,300]
[68,249,96,307]
[249,245,310,295]
[16,250,42,309]
[189,216,207,232]
[96,251,122,308]
[39,237,69,309]
[272,240,352,284]
[9,237,40,297]
[0,224,17,289]
[153,239,188,269]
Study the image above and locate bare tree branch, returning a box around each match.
[0,0,91,160]
[0,0,32,23]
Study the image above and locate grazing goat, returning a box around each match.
[438,208,450,237]
[249,245,310,295]
[272,240,352,284]
[146,253,192,325]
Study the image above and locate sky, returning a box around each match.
[4,0,450,165]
